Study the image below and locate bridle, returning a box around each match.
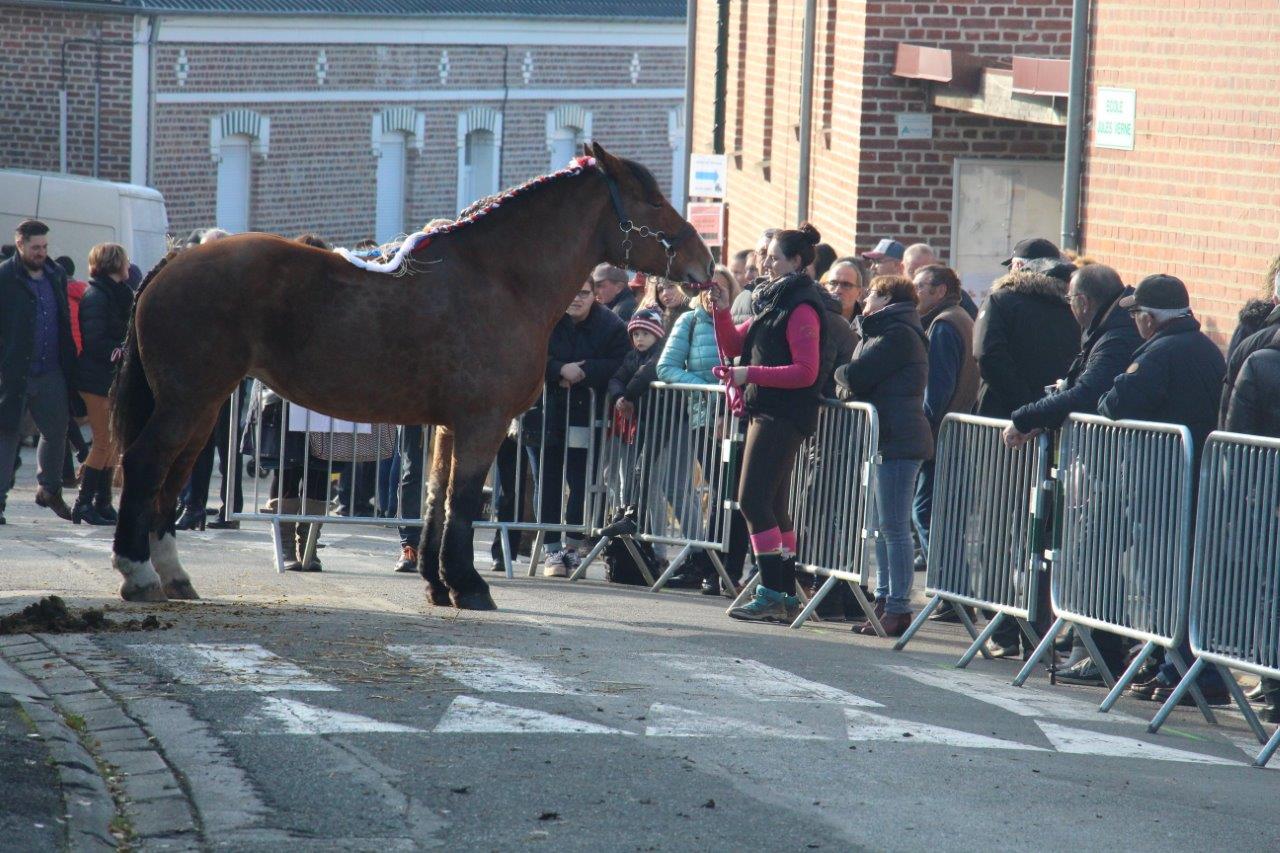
[600,168,708,288]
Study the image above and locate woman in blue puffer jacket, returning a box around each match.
[656,266,750,594]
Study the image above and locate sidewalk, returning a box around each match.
[0,691,64,852]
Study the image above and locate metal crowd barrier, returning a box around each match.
[1148,431,1280,767]
[573,382,741,595]
[1014,414,1218,722]
[781,400,881,631]
[893,415,1052,664]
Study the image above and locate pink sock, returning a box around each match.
[750,527,783,555]
[780,530,797,554]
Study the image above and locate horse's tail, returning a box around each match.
[110,250,178,452]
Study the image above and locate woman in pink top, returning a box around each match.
[709,223,831,623]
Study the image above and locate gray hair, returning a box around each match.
[1139,306,1192,323]
[903,243,935,263]
[200,228,232,244]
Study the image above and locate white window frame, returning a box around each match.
[545,106,592,171]
[209,109,269,233]
[455,108,503,213]
[371,108,424,242]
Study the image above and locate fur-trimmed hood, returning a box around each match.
[989,270,1069,303]
[1238,298,1278,335]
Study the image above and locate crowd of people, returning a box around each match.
[2,212,1277,723]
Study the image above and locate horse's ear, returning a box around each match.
[590,141,624,177]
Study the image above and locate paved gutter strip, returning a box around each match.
[0,634,201,851]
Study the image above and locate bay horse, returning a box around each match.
[108,142,713,609]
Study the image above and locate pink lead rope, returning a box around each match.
[710,303,747,418]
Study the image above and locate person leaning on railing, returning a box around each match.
[833,275,933,637]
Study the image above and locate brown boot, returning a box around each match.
[294,523,322,572]
[279,521,304,571]
[35,487,73,521]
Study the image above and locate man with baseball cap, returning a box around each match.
[861,238,906,277]
[591,263,637,323]
[1002,237,1062,270]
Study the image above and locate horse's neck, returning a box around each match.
[460,174,612,327]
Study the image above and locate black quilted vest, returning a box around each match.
[741,273,830,436]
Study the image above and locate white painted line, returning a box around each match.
[252,697,425,735]
[844,709,1045,752]
[653,655,881,707]
[644,703,830,740]
[433,696,631,735]
[388,645,579,694]
[1225,733,1280,770]
[130,643,337,692]
[1036,721,1237,766]
[51,537,115,553]
[884,664,1143,723]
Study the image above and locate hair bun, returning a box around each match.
[798,221,821,246]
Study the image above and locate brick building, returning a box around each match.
[1,0,686,245]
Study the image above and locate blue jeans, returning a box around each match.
[872,458,924,615]
[397,425,424,547]
[911,458,935,565]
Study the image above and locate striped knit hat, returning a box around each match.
[627,308,666,340]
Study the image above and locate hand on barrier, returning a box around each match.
[1002,423,1041,449]
[712,365,749,388]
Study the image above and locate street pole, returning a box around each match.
[681,0,697,216]
[1060,0,1090,251]
[796,0,817,225]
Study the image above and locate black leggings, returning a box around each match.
[737,416,803,537]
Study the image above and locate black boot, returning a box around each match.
[94,466,118,522]
[294,523,322,572]
[175,505,206,530]
[71,467,113,526]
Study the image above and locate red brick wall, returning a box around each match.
[0,3,133,183]
[695,0,1072,260]
[1081,0,1280,345]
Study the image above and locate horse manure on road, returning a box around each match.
[0,596,171,635]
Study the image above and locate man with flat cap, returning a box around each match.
[1098,274,1225,459]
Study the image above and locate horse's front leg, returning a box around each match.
[441,423,505,610]
[418,428,452,606]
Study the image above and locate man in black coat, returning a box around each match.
[1219,276,1280,427]
[535,283,629,577]
[590,263,637,323]
[973,270,1080,419]
[0,220,81,523]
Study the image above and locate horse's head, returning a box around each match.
[589,141,714,292]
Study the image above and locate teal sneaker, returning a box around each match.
[775,593,802,625]
[729,585,787,622]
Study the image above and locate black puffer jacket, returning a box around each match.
[1098,316,1226,457]
[973,272,1080,417]
[1225,328,1280,438]
[539,302,630,431]
[819,290,856,399]
[77,273,133,397]
[1220,302,1280,427]
[1010,288,1142,433]
[834,301,932,461]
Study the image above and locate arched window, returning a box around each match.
[209,109,269,233]
[456,108,503,213]
[372,108,424,243]
[546,106,592,171]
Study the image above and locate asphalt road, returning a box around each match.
[1,453,1278,852]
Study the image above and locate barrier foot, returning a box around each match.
[953,603,986,652]
[789,575,834,629]
[1015,618,1043,654]
[1217,665,1269,745]
[705,550,737,599]
[852,583,887,639]
[1100,641,1155,713]
[1076,627,1117,690]
[1013,616,1064,687]
[651,544,693,592]
[622,537,658,587]
[1164,649,1217,726]
[301,522,321,568]
[1256,727,1280,768]
[726,569,759,615]
[270,519,288,574]
[1148,657,1204,734]
[956,611,1004,668]
[892,595,940,651]
[528,531,545,578]
[569,536,610,581]
[500,527,515,580]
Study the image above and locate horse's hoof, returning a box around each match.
[120,582,168,603]
[452,590,497,611]
[164,579,201,600]
[427,587,452,607]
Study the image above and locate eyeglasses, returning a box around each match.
[829,281,861,291]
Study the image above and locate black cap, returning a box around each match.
[1002,237,1061,267]
[1118,274,1190,311]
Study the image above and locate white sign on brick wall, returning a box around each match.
[688,153,726,199]
[1094,87,1136,151]
[896,113,933,140]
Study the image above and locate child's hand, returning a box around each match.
[615,399,635,421]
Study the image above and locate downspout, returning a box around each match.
[680,0,697,214]
[795,0,817,224]
[146,15,158,187]
[1060,0,1090,251]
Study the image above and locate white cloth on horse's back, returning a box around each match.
[334,231,430,275]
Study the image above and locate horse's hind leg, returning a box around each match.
[417,428,452,606]
[441,424,505,610]
[149,425,215,600]
[112,403,205,602]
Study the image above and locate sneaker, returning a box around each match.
[395,544,418,573]
[563,548,583,571]
[776,594,803,624]
[1055,659,1105,686]
[728,585,787,622]
[542,550,570,578]
[984,638,1023,659]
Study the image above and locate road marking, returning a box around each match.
[1225,733,1280,770]
[653,655,881,707]
[51,537,115,552]
[388,645,579,693]
[130,643,337,692]
[884,664,1143,723]
[844,708,1046,751]
[644,703,831,739]
[251,697,425,735]
[433,696,631,735]
[1035,721,1237,765]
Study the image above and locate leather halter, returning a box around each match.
[600,169,702,284]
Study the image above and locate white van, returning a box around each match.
[0,170,170,276]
